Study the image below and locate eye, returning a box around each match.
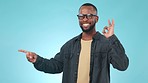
[77,14,97,20]
[87,14,93,19]
[77,14,85,20]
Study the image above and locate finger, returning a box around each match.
[102,26,108,33]
[108,19,111,26]
[26,52,33,59]
[102,29,105,34]
[27,56,33,59]
[104,26,109,31]
[26,52,36,63]
[112,19,115,27]
[18,49,28,54]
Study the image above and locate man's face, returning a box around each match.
[78,6,98,32]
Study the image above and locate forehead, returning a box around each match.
[79,6,96,14]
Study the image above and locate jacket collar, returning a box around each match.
[76,31,101,41]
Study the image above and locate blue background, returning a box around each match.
[0,0,148,83]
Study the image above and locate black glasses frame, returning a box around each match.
[77,14,97,20]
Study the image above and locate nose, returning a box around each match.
[83,16,88,21]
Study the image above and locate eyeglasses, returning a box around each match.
[77,14,97,20]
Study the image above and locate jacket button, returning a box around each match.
[75,72,77,75]
[76,62,78,65]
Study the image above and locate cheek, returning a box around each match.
[92,19,97,24]
[79,20,83,25]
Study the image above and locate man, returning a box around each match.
[18,3,129,83]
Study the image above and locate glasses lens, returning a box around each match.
[77,14,84,20]
[87,14,93,19]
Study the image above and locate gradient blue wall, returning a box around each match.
[0,0,148,83]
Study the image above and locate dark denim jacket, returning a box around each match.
[34,32,129,83]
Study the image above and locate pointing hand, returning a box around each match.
[18,49,37,63]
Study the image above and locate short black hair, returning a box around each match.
[79,3,98,14]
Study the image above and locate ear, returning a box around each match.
[95,16,99,22]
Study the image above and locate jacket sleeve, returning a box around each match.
[108,34,129,71]
[33,52,64,74]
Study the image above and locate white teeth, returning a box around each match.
[83,24,89,27]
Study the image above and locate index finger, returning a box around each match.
[18,49,28,54]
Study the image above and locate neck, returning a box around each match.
[82,29,97,41]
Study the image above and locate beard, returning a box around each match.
[80,23,96,32]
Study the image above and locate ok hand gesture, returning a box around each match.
[102,19,115,38]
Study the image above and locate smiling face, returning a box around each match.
[78,6,98,33]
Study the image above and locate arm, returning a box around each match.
[33,53,63,74]
[18,49,63,74]
[108,35,129,71]
[102,19,129,71]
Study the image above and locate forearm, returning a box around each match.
[33,55,63,74]
[108,34,129,71]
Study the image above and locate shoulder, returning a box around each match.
[61,34,81,49]
[95,32,109,43]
